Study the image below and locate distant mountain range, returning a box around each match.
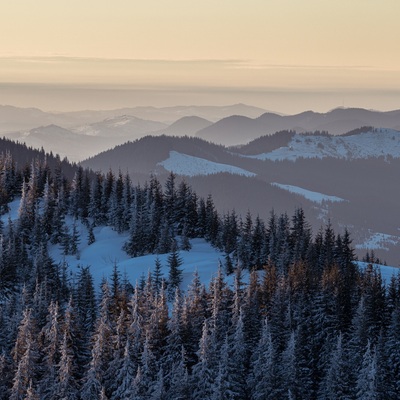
[3,105,400,162]
[196,108,400,145]
[0,103,266,133]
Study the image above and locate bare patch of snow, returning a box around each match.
[356,261,400,284]
[355,232,400,251]
[271,183,347,204]
[48,220,240,290]
[247,129,400,161]
[0,198,21,223]
[158,151,256,177]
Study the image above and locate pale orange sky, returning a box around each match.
[1,0,400,112]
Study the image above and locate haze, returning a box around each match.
[1,0,399,113]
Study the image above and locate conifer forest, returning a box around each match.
[0,148,400,399]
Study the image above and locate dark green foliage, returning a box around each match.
[167,243,183,299]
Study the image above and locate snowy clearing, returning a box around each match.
[158,150,256,177]
[355,232,400,251]
[271,183,347,204]
[47,219,238,290]
[356,261,400,284]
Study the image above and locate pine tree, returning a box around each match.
[167,243,183,300]
[250,317,279,400]
[10,338,39,400]
[55,331,79,400]
[223,311,248,399]
[24,380,40,400]
[81,282,113,396]
[152,256,164,295]
[356,341,378,400]
[69,219,80,258]
[166,347,190,400]
[280,331,296,398]
[149,367,168,400]
[38,301,62,399]
[319,333,351,400]
[87,223,95,245]
[191,319,218,399]
[110,340,136,400]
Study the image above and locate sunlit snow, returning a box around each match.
[158,150,256,177]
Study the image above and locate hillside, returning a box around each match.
[238,128,400,161]
[197,108,400,145]
[81,130,400,264]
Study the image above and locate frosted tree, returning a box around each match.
[81,282,113,397]
[110,340,136,400]
[250,317,278,400]
[213,328,249,400]
[191,319,218,399]
[24,380,40,400]
[356,341,378,400]
[225,310,248,399]
[149,367,167,400]
[163,288,184,377]
[10,339,39,400]
[166,347,190,400]
[12,309,37,366]
[104,308,129,396]
[80,367,102,400]
[318,333,351,400]
[134,335,157,399]
[383,306,400,398]
[38,301,62,399]
[55,331,79,400]
[0,352,12,399]
[208,266,230,342]
[280,331,297,398]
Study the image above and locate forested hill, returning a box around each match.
[0,148,399,398]
[0,136,80,179]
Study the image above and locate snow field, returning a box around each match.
[158,150,256,177]
[271,182,347,204]
[248,129,400,161]
[47,217,238,290]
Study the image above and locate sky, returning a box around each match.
[1,0,400,113]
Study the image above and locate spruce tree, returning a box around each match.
[167,243,183,299]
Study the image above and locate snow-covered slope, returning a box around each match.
[158,150,256,177]
[1,199,398,289]
[0,200,230,289]
[271,183,347,204]
[355,232,400,251]
[357,262,400,284]
[247,129,400,161]
[49,224,229,289]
